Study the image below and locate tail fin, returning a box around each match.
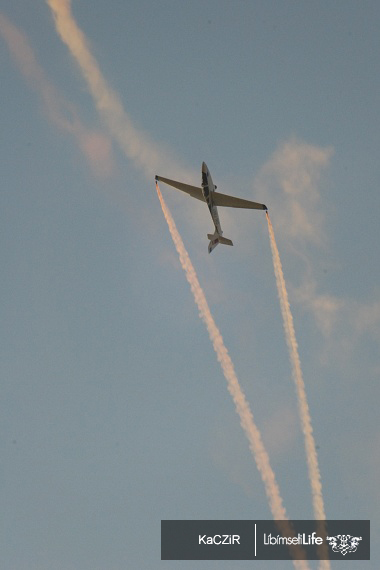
[207,231,233,254]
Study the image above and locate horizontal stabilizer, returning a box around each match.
[219,236,233,246]
[208,234,233,246]
[207,232,233,254]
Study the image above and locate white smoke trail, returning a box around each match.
[157,184,310,570]
[45,0,189,182]
[0,12,115,178]
[266,212,329,569]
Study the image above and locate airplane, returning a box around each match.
[155,162,267,253]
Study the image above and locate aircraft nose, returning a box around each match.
[202,161,208,173]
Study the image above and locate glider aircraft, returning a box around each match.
[156,162,267,253]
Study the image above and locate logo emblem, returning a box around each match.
[326,534,362,556]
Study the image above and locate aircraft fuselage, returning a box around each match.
[201,162,222,234]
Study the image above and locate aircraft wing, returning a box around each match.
[213,191,267,210]
[155,176,205,202]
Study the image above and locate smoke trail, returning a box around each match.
[45,0,189,182]
[0,12,114,178]
[157,183,310,569]
[266,212,329,568]
[266,211,325,517]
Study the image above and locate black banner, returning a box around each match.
[161,520,370,560]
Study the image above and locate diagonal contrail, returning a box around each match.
[45,0,190,182]
[266,212,329,569]
[0,12,114,178]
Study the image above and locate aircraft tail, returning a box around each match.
[207,231,233,254]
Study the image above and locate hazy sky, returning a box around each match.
[1,2,379,569]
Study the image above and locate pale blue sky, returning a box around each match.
[1,2,379,569]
